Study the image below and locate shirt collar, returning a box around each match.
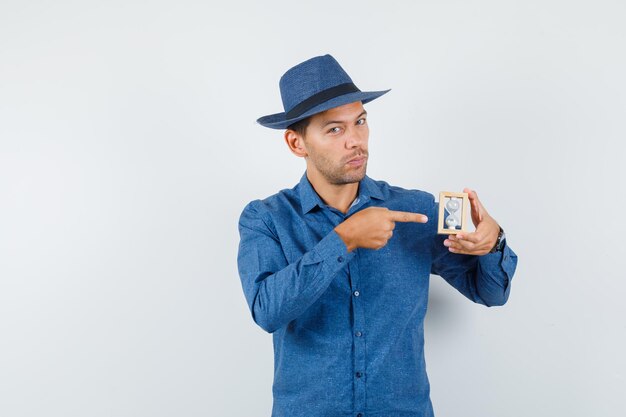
[298,172,385,214]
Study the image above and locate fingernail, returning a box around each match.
[423,216,428,222]
[444,240,450,247]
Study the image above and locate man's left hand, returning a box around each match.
[444,188,500,256]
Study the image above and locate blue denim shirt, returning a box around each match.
[237,173,518,417]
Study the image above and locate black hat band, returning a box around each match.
[285,82,360,119]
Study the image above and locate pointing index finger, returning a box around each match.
[388,210,429,223]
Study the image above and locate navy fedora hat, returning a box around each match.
[257,54,390,129]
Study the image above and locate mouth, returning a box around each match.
[346,156,367,167]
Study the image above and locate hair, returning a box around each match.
[286,117,311,138]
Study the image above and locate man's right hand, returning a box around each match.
[334,207,428,252]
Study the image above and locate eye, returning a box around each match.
[356,118,367,125]
[327,126,342,134]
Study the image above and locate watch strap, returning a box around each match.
[490,227,505,253]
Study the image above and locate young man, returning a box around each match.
[237,54,518,417]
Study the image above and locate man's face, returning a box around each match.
[299,101,369,185]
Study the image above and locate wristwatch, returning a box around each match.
[489,227,506,253]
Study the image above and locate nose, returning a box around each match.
[345,124,368,149]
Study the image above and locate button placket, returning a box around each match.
[349,257,367,411]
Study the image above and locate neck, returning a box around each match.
[306,170,360,214]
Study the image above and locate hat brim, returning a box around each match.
[256,89,391,129]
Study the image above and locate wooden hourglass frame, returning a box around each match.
[437,191,470,235]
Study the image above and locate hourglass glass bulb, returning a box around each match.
[446,198,460,212]
[446,216,458,228]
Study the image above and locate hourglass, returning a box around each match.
[437,191,470,235]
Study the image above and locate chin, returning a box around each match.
[334,170,367,185]
[350,166,367,181]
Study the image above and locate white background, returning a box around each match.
[1,1,624,416]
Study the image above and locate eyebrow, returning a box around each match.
[320,110,368,128]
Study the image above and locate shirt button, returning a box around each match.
[355,331,362,337]
[356,371,362,378]
[353,290,360,297]
[357,414,363,417]
[338,256,344,263]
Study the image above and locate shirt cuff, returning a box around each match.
[311,229,354,263]
[478,241,518,287]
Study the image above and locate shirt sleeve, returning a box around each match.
[430,203,518,307]
[237,200,355,333]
